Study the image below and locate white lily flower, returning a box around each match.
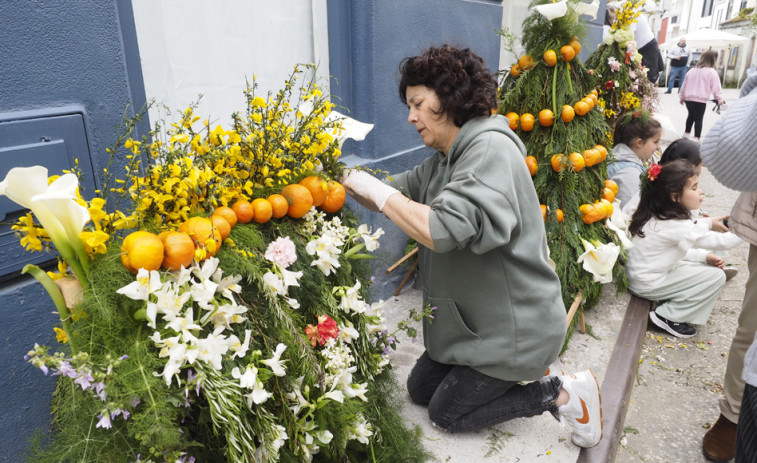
[577,239,620,284]
[228,329,251,359]
[245,377,272,407]
[605,200,634,249]
[356,224,384,252]
[195,326,229,370]
[263,271,286,296]
[232,366,258,389]
[0,167,90,274]
[281,268,303,290]
[287,297,301,309]
[165,307,201,338]
[270,424,289,451]
[261,343,287,377]
[192,256,219,281]
[339,325,360,343]
[344,382,369,402]
[116,268,163,301]
[532,0,568,20]
[315,430,334,445]
[322,388,345,403]
[299,101,374,150]
[347,415,373,445]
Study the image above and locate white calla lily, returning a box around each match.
[605,200,634,249]
[0,166,90,281]
[299,101,374,149]
[532,0,568,20]
[576,239,620,284]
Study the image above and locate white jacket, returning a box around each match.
[627,217,743,289]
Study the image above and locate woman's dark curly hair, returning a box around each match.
[399,45,497,127]
[629,159,696,237]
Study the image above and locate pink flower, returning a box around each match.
[265,236,297,268]
[607,57,621,72]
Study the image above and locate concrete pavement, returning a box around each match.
[381,86,749,462]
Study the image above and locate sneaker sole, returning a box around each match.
[570,369,604,448]
[649,311,696,339]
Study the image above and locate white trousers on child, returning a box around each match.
[630,260,726,325]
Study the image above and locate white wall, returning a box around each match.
[131,0,328,129]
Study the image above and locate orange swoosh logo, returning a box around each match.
[577,398,590,424]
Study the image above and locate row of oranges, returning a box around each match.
[509,38,582,77]
[504,89,599,132]
[120,176,346,274]
[523,144,608,177]
[539,179,619,225]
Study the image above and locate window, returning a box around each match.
[702,0,714,16]
[726,0,733,19]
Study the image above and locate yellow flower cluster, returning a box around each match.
[117,64,341,229]
[611,0,644,31]
[620,91,641,110]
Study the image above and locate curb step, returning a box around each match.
[577,295,651,463]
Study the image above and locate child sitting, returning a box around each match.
[607,109,662,209]
[626,160,743,338]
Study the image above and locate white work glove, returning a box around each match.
[340,170,399,212]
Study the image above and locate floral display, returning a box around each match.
[498,0,627,320]
[4,65,429,462]
[584,0,659,130]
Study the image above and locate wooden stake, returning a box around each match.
[565,290,584,329]
[394,259,419,296]
[386,247,418,274]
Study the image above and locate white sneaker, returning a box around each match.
[559,369,603,448]
[724,265,738,281]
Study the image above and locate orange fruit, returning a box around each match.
[551,153,566,172]
[211,214,231,240]
[560,45,576,62]
[505,112,519,131]
[267,193,289,219]
[232,200,254,224]
[600,199,614,218]
[520,113,535,131]
[525,155,538,176]
[569,38,582,55]
[574,101,590,116]
[518,55,534,70]
[543,50,557,67]
[281,183,314,218]
[158,230,194,271]
[320,181,347,213]
[251,198,273,224]
[540,204,547,221]
[538,109,554,127]
[588,93,598,105]
[595,145,608,161]
[602,187,616,203]
[583,148,602,167]
[605,179,619,195]
[580,203,599,224]
[568,152,585,172]
[121,230,164,274]
[213,206,237,228]
[590,89,599,97]
[555,209,564,223]
[510,64,522,77]
[299,175,328,207]
[583,97,595,110]
[178,216,222,259]
[561,105,575,123]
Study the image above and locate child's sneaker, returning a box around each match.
[724,265,738,281]
[649,310,696,338]
[558,370,603,448]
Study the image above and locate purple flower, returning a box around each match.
[96,413,112,429]
[57,361,75,378]
[74,370,94,390]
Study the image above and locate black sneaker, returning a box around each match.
[664,90,672,94]
[649,310,696,338]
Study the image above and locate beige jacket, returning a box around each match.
[731,192,757,247]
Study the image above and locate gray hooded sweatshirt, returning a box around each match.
[388,115,566,381]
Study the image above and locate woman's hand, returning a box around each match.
[340,170,399,212]
[706,253,725,269]
[710,215,730,233]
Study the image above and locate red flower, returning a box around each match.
[647,163,662,181]
[305,315,340,347]
[604,80,614,90]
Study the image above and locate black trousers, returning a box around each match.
[736,383,757,462]
[684,101,707,138]
[406,351,561,432]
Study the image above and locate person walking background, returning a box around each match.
[700,74,757,462]
[679,50,724,141]
[666,37,690,93]
[340,44,604,448]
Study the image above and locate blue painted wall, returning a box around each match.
[0,1,147,460]
[328,0,505,299]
